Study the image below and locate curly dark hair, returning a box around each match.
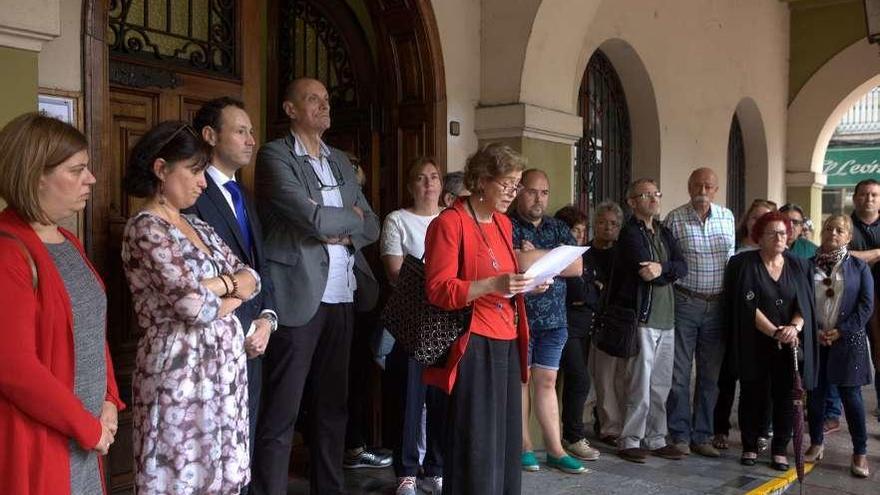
[554,205,588,229]
[124,121,211,198]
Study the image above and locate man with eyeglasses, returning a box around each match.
[780,203,818,258]
[252,77,380,495]
[509,169,593,474]
[662,168,735,458]
[609,178,688,464]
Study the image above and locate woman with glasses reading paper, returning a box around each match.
[121,122,261,494]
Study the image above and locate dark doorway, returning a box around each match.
[727,114,746,219]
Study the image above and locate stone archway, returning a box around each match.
[733,97,769,205]
[787,38,880,219]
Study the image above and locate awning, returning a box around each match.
[823,147,880,187]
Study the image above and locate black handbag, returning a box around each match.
[381,254,472,366]
[591,252,640,358]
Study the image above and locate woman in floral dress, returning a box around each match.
[121,121,260,494]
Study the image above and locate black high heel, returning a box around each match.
[770,456,789,471]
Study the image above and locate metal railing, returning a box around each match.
[836,87,880,135]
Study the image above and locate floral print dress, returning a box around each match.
[122,211,260,494]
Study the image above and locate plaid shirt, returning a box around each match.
[663,202,735,295]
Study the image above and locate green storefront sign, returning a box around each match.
[823,147,880,187]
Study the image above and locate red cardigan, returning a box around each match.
[0,209,125,495]
[422,199,530,394]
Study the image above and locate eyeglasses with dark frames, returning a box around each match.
[311,159,346,191]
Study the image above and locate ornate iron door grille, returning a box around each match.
[108,0,238,78]
[278,1,359,109]
[727,114,746,219]
[576,50,632,216]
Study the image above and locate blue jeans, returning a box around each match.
[666,292,725,445]
[807,353,867,454]
[824,385,842,420]
[527,326,568,370]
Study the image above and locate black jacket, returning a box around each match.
[607,216,687,323]
[565,244,615,337]
[723,250,819,390]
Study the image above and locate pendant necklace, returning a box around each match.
[466,198,501,271]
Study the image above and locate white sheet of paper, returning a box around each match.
[245,322,256,339]
[510,245,589,296]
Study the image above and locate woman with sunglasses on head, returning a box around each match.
[0,113,124,495]
[723,211,819,471]
[121,121,260,494]
[804,215,874,478]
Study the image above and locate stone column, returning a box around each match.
[475,103,583,213]
[785,170,826,224]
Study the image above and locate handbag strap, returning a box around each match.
[0,230,38,291]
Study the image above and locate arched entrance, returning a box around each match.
[267,0,446,218]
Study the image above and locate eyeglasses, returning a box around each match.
[764,230,787,238]
[311,159,346,191]
[157,123,199,158]
[631,191,663,200]
[789,219,804,226]
[493,179,524,195]
[822,277,835,298]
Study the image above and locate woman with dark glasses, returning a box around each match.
[723,211,819,471]
[122,121,261,493]
[804,214,874,478]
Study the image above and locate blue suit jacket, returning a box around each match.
[184,173,276,335]
[813,254,874,386]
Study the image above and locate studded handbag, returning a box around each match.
[381,254,472,366]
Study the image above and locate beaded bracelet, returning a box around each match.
[228,273,242,299]
[220,274,232,297]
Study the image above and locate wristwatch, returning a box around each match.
[261,312,279,333]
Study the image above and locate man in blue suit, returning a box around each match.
[187,97,277,494]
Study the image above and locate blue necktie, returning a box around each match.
[223,180,254,256]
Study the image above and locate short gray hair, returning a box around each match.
[626,178,658,198]
[442,171,466,197]
[593,200,624,225]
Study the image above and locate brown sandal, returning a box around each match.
[712,434,728,450]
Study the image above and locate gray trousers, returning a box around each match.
[619,326,675,450]
[589,343,629,438]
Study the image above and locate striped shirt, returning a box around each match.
[663,202,735,295]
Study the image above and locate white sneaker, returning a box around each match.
[396,476,417,495]
[419,476,443,494]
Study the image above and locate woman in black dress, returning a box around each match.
[723,211,818,470]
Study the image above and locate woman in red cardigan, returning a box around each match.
[0,113,124,495]
[424,143,547,494]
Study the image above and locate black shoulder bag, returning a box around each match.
[591,251,640,358]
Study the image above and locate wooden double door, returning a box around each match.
[89,1,445,492]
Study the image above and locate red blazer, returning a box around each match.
[0,209,125,495]
[422,199,530,394]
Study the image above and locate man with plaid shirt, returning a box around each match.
[663,167,735,457]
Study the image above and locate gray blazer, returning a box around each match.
[254,132,380,327]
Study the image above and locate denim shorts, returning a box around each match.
[528,326,568,370]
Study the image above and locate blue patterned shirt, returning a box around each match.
[510,213,577,330]
[663,202,735,295]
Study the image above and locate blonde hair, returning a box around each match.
[0,112,88,223]
[822,214,853,237]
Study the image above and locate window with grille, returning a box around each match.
[727,114,746,219]
[109,0,238,77]
[576,50,632,215]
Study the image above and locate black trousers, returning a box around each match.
[345,311,377,450]
[443,334,521,495]
[251,303,354,495]
[386,343,447,477]
[714,347,771,438]
[560,334,591,443]
[739,345,795,456]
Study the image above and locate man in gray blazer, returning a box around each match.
[251,77,380,495]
